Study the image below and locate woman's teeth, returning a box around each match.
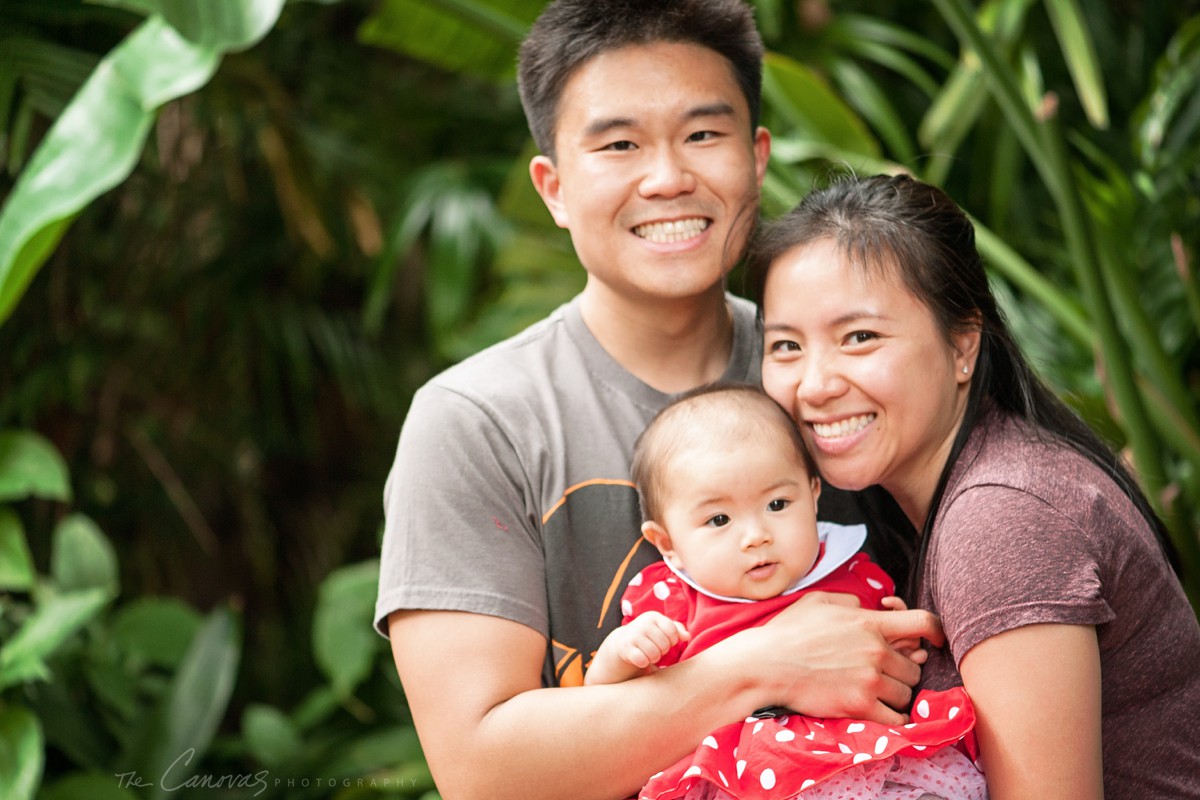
[812,414,876,438]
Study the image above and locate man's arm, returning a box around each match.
[389,599,940,800]
[958,623,1103,800]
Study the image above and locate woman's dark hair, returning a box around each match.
[517,0,763,161]
[748,173,1179,600]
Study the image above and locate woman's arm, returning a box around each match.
[389,599,941,800]
[958,622,1103,800]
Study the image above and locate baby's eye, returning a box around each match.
[846,331,877,345]
[768,498,790,512]
[706,514,731,528]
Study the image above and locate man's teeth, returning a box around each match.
[812,414,876,439]
[633,218,709,243]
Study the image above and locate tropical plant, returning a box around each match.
[2,0,1198,797]
[0,429,241,800]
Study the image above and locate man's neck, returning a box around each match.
[579,283,736,395]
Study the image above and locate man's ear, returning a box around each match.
[529,155,569,229]
[752,126,771,189]
[641,520,681,567]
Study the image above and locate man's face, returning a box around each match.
[530,41,770,308]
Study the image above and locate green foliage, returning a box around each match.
[0,0,1197,798]
[0,0,284,325]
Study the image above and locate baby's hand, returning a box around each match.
[612,611,690,670]
[880,596,926,663]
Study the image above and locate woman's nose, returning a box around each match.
[797,352,848,406]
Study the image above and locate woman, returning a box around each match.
[752,173,1200,799]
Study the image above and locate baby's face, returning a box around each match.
[651,438,821,600]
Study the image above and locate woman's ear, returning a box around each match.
[529,155,569,229]
[953,313,983,384]
[641,520,680,567]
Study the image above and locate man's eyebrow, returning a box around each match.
[582,102,738,139]
[583,116,636,138]
[686,102,736,120]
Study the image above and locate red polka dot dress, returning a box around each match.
[619,526,985,800]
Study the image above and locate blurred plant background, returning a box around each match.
[0,0,1197,797]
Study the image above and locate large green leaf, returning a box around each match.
[51,514,119,596]
[0,429,70,503]
[126,608,241,800]
[1043,0,1108,128]
[0,588,109,689]
[110,597,203,670]
[312,559,382,697]
[0,0,286,326]
[0,509,35,592]
[0,705,42,800]
[762,51,880,159]
[361,0,540,80]
[95,0,285,51]
[242,703,302,768]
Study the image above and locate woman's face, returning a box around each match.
[760,238,978,526]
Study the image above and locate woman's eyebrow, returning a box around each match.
[763,311,887,332]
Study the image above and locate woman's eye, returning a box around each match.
[768,499,789,512]
[769,340,800,353]
[706,514,731,528]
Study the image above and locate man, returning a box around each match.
[374,2,940,797]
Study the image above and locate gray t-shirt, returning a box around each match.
[919,407,1200,798]
[375,295,768,687]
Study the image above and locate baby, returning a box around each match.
[587,384,986,800]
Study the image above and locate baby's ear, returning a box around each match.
[641,520,673,556]
[811,476,821,514]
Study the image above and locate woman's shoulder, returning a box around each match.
[949,409,1114,504]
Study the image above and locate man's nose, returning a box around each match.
[639,146,696,198]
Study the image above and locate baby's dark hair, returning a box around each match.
[631,383,818,524]
[517,0,763,160]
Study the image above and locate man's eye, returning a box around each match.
[706,514,731,527]
[687,130,719,142]
[768,499,789,512]
[603,140,636,151]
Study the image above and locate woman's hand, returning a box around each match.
[879,595,926,661]
[721,591,943,726]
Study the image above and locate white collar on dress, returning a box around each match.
[663,521,869,604]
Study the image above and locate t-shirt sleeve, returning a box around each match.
[373,384,548,638]
[930,484,1116,666]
